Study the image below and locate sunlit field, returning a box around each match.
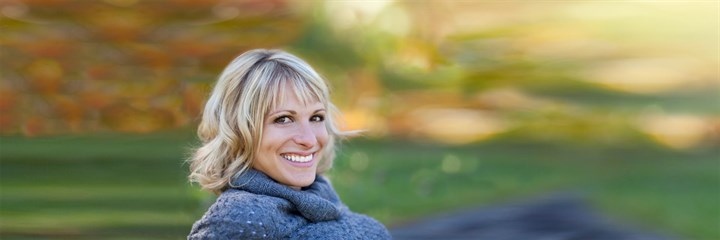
[1,132,717,239]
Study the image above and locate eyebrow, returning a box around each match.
[268,108,326,116]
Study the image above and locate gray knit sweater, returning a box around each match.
[188,169,391,239]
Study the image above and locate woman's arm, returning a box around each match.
[188,191,280,240]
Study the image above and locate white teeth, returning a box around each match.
[282,153,313,163]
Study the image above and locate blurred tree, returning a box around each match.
[1,0,305,134]
[1,0,717,150]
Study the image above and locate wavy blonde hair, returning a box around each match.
[188,49,345,194]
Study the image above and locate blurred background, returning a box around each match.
[0,0,718,239]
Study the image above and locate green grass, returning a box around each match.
[331,138,719,239]
[1,132,718,239]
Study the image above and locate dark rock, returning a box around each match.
[390,194,674,240]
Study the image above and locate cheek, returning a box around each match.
[260,127,284,152]
[315,126,329,145]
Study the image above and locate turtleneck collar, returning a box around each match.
[229,168,343,222]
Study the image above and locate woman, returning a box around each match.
[187,49,391,239]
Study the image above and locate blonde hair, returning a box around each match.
[188,49,345,194]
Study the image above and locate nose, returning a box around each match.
[293,122,318,148]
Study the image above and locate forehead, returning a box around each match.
[269,81,324,111]
[273,90,323,108]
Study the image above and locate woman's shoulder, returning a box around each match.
[218,188,283,206]
[188,189,305,239]
[205,188,291,222]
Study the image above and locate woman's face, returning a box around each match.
[254,87,329,189]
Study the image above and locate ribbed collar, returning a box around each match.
[229,169,343,222]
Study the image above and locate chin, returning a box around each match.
[290,171,317,188]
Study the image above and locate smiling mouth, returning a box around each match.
[281,153,314,163]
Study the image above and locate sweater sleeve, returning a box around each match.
[187,190,284,240]
[188,212,257,240]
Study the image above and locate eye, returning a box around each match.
[310,114,325,122]
[273,116,293,124]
